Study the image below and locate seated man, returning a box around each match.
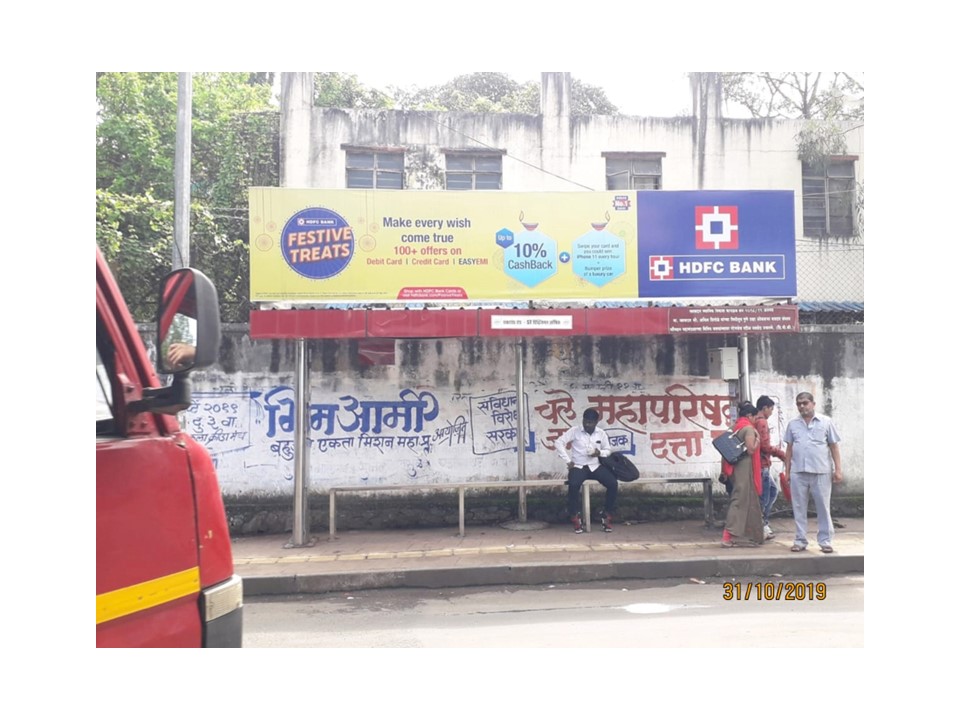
[555,408,618,533]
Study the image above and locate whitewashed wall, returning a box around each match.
[175,332,863,499]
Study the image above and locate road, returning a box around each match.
[243,574,863,648]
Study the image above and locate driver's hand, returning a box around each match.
[167,343,196,368]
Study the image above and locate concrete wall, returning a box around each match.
[159,325,863,511]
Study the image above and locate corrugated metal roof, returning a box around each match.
[598,300,864,312]
[798,302,863,312]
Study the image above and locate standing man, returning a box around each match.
[783,392,842,553]
[555,408,618,533]
[755,395,787,541]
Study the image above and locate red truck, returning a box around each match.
[96,247,242,647]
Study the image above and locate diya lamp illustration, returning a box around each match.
[591,211,611,232]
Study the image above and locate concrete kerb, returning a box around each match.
[241,553,864,597]
[234,516,864,597]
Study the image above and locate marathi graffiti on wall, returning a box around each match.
[182,379,738,493]
[469,391,535,454]
[534,384,733,465]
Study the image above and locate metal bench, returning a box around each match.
[327,477,713,538]
[580,477,714,531]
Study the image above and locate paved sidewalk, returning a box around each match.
[233,516,864,596]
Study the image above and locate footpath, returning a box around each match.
[232,516,864,597]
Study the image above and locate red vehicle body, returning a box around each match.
[96,247,242,647]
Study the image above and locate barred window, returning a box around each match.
[345,150,404,189]
[444,153,502,190]
[604,153,663,190]
[802,158,857,237]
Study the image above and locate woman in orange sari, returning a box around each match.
[721,402,764,547]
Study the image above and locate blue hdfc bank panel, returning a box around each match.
[636,190,796,299]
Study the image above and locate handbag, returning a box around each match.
[712,430,747,464]
[599,451,640,482]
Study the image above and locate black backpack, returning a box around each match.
[600,451,640,482]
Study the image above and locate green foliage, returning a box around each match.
[96,73,278,323]
[96,188,257,323]
[97,73,179,197]
[570,78,619,115]
[388,72,524,112]
[314,73,393,108]
[795,118,850,169]
[387,73,618,115]
[189,74,275,203]
[96,189,175,319]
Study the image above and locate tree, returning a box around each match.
[96,72,278,322]
[720,72,863,121]
[570,78,619,115]
[717,72,864,167]
[314,73,393,109]
[97,72,180,197]
[387,73,619,114]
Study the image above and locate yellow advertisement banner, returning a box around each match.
[249,188,638,303]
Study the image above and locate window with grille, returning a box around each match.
[345,149,404,189]
[802,158,857,237]
[444,153,502,190]
[604,153,663,190]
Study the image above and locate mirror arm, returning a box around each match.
[128,375,192,416]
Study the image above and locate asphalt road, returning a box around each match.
[243,573,863,648]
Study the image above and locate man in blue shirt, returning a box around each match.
[555,408,618,533]
[783,392,843,553]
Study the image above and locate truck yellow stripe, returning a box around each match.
[97,568,200,625]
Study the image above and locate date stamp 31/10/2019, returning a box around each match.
[722,581,827,601]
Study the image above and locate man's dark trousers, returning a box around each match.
[567,465,618,516]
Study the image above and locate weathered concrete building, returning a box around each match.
[185,72,864,532]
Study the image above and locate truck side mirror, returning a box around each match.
[157,268,221,375]
[128,268,222,417]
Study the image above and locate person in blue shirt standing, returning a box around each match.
[555,408,618,533]
[783,392,843,553]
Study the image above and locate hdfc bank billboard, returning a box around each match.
[639,190,796,298]
[250,188,795,303]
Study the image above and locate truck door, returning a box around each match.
[96,290,203,647]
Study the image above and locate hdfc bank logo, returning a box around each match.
[695,205,738,250]
[649,255,674,280]
[281,207,355,280]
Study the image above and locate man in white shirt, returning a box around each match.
[555,408,618,533]
[783,392,842,553]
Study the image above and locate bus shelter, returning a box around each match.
[248,188,799,545]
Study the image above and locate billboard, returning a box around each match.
[249,188,795,303]
[637,190,796,298]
